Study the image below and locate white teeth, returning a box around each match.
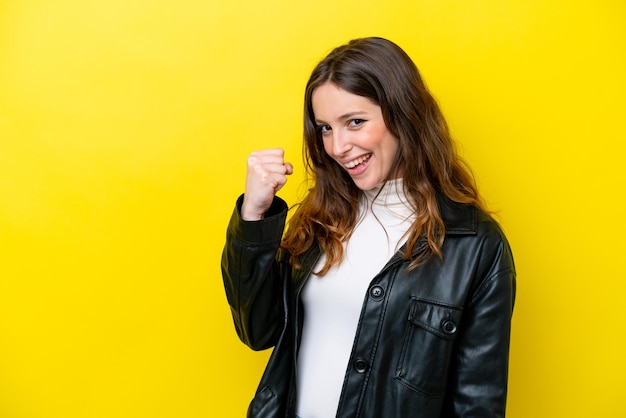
[344,154,371,169]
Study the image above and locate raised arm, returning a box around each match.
[221,149,293,351]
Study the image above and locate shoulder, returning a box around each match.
[438,194,515,280]
[464,210,516,310]
[437,193,510,248]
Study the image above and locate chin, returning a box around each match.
[352,179,379,191]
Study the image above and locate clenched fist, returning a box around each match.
[241,148,293,221]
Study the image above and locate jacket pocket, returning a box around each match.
[394,297,462,398]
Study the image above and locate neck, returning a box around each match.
[363,178,407,205]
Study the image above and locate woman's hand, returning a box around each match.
[241,148,293,221]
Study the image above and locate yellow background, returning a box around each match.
[1,0,624,417]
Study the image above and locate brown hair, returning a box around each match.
[281,37,486,274]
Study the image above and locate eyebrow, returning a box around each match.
[315,111,368,125]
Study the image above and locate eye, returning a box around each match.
[348,119,365,128]
[317,124,332,135]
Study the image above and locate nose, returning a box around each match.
[331,130,352,157]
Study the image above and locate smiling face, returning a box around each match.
[312,82,400,191]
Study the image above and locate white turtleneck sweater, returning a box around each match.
[296,179,416,418]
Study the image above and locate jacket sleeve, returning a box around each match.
[220,194,289,351]
[443,222,516,417]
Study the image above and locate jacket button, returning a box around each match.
[441,319,457,335]
[353,357,369,373]
[369,285,384,300]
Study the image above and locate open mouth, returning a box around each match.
[344,153,372,169]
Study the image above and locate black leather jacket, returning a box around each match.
[221,194,516,417]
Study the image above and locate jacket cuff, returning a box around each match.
[227,194,288,245]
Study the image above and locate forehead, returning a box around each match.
[312,82,380,121]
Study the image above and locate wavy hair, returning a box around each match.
[281,37,486,274]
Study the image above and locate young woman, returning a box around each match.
[221,37,516,418]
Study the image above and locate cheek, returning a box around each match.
[381,134,400,162]
[321,137,333,156]
[373,128,397,150]
[387,137,400,154]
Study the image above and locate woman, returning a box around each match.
[221,37,515,418]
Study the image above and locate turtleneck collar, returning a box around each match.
[362,178,412,209]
